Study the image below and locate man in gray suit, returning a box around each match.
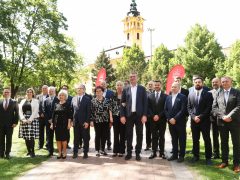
[212,76,240,173]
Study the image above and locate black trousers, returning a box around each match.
[126,113,143,155]
[145,118,152,148]
[25,138,35,154]
[39,117,47,148]
[73,123,90,154]
[219,125,240,166]
[150,120,166,154]
[169,124,186,158]
[107,126,112,148]
[94,122,108,151]
[113,116,126,154]
[191,122,212,159]
[211,121,220,156]
[46,122,54,154]
[0,125,13,156]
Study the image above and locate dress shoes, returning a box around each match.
[112,153,118,157]
[144,146,151,151]
[96,151,100,157]
[149,153,157,159]
[30,152,36,158]
[100,150,108,156]
[190,156,199,163]
[83,153,88,159]
[233,165,240,173]
[206,159,212,165]
[78,145,82,149]
[159,153,166,159]
[125,154,132,160]
[168,155,178,161]
[5,154,10,159]
[217,163,228,168]
[72,153,78,159]
[136,154,141,161]
[177,157,184,163]
[118,153,123,157]
[107,146,112,150]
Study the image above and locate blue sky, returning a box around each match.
[58,0,240,64]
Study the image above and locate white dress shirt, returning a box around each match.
[172,93,178,107]
[224,88,231,104]
[3,98,10,109]
[131,85,137,112]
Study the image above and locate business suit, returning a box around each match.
[120,85,147,155]
[188,89,213,159]
[44,96,59,155]
[72,95,91,154]
[104,89,114,149]
[209,89,220,157]
[165,93,187,158]
[148,91,167,155]
[212,88,240,166]
[0,99,19,157]
[37,94,49,149]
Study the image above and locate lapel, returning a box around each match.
[136,85,139,105]
[219,90,226,107]
[128,86,132,105]
[198,90,205,105]
[226,88,233,107]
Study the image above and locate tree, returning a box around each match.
[146,44,173,89]
[174,24,225,87]
[224,40,240,87]
[115,44,146,83]
[0,0,68,97]
[91,51,116,89]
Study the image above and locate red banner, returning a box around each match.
[166,65,185,95]
[95,68,106,86]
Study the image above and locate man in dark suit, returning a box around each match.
[36,85,49,149]
[187,77,213,165]
[212,76,240,173]
[165,82,187,163]
[209,77,221,159]
[120,72,148,161]
[174,76,189,97]
[0,87,19,159]
[43,86,59,157]
[72,84,91,159]
[145,80,154,151]
[61,85,73,149]
[148,80,167,159]
[100,80,114,150]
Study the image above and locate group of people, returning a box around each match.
[0,72,239,173]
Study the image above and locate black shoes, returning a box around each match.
[125,154,132,160]
[168,155,178,161]
[144,146,151,151]
[118,154,124,157]
[112,153,118,157]
[136,154,141,161]
[177,157,184,163]
[96,151,100,157]
[72,153,78,159]
[107,146,112,150]
[149,153,157,159]
[159,153,166,159]
[5,154,10,159]
[100,150,108,156]
[78,145,82,149]
[83,153,88,159]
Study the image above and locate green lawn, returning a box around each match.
[185,131,240,180]
[0,125,49,179]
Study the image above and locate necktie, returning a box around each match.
[4,99,8,110]
[195,91,200,106]
[156,92,159,103]
[78,97,81,106]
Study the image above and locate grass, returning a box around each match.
[185,130,240,180]
[0,125,49,179]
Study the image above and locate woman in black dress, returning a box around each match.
[19,88,39,158]
[51,90,72,159]
[90,86,113,157]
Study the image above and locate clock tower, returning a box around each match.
[122,0,144,49]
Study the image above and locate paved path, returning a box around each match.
[18,127,195,180]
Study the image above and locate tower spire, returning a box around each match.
[127,0,140,17]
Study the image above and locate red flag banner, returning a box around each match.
[95,68,106,86]
[166,65,185,95]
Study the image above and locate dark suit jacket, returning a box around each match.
[180,87,189,97]
[187,89,213,125]
[37,94,49,116]
[120,85,147,118]
[44,96,59,121]
[105,89,114,100]
[71,95,91,125]
[212,88,240,126]
[0,99,19,127]
[148,91,167,121]
[164,93,187,126]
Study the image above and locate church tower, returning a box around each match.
[122,0,144,49]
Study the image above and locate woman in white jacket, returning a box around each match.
[19,88,39,157]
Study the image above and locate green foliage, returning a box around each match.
[224,40,240,87]
[115,44,146,83]
[146,44,174,89]
[91,51,116,89]
[0,0,75,97]
[174,24,225,88]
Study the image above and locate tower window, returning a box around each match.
[137,33,139,40]
[127,33,130,40]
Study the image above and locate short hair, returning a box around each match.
[76,84,86,91]
[116,81,124,86]
[192,75,200,80]
[172,82,180,88]
[48,86,56,92]
[42,85,48,89]
[94,86,104,93]
[3,87,11,91]
[26,88,36,98]
[154,80,162,84]
[58,89,68,100]
[61,85,69,89]
[129,71,138,76]
[221,76,232,81]
[194,76,203,82]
